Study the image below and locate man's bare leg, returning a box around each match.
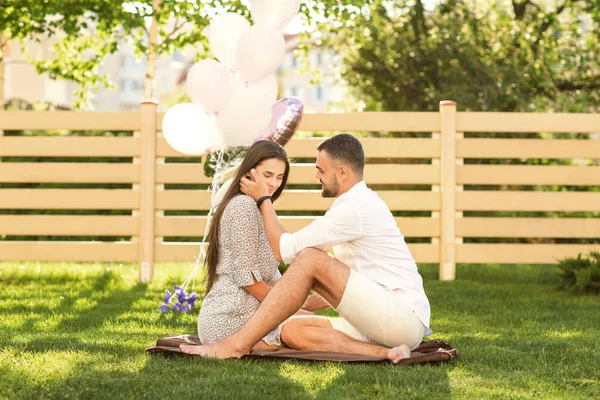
[183,248,350,359]
[281,316,410,363]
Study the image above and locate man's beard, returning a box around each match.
[321,178,339,198]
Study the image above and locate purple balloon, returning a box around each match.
[261,97,304,147]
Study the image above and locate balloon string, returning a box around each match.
[181,148,226,294]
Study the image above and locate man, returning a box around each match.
[181,134,431,362]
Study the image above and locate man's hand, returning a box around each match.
[240,169,270,201]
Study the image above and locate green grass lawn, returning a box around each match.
[1,262,598,399]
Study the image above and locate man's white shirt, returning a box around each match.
[279,181,432,335]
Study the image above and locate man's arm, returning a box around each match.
[240,169,287,262]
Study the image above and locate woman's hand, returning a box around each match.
[240,169,270,201]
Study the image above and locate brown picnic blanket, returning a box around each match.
[146,334,458,366]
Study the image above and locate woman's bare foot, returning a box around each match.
[179,340,248,359]
[387,344,411,364]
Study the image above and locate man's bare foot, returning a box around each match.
[387,344,411,364]
[179,340,248,359]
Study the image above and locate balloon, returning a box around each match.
[212,178,233,209]
[236,24,285,83]
[233,74,278,106]
[261,97,304,147]
[186,60,233,114]
[162,103,224,155]
[217,84,273,147]
[251,0,301,30]
[208,13,251,70]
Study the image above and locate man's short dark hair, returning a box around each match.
[317,133,365,176]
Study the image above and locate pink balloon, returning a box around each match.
[236,24,285,83]
[260,97,304,147]
[186,60,233,114]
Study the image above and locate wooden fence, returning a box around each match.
[1,101,599,282]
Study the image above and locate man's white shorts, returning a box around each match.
[328,269,426,350]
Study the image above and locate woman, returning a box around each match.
[183,140,291,353]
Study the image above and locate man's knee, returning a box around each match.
[290,248,328,271]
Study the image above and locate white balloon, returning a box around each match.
[162,103,223,155]
[233,74,278,106]
[208,13,251,70]
[186,59,233,114]
[236,24,285,83]
[251,0,301,30]
[217,84,273,147]
[212,178,233,209]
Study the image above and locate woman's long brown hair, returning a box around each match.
[204,140,290,295]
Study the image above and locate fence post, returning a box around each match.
[139,100,158,283]
[439,100,457,280]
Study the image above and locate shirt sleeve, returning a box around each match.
[279,197,362,264]
[218,195,264,287]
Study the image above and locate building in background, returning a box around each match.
[4,39,74,108]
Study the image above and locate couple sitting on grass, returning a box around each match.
[181,134,431,363]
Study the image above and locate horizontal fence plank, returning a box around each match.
[155,216,440,237]
[456,218,600,238]
[457,112,600,133]
[156,190,440,211]
[0,163,140,183]
[456,139,600,159]
[156,112,440,133]
[456,244,600,264]
[155,242,440,263]
[0,189,139,209]
[0,242,138,261]
[456,191,600,212]
[0,111,141,131]
[0,216,138,236]
[0,137,141,157]
[298,112,440,132]
[156,164,440,185]
[457,165,600,186]
[156,137,441,159]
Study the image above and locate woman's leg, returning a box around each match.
[181,340,282,355]
[251,340,282,352]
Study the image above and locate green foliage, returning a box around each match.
[341,0,600,113]
[557,252,600,295]
[203,146,248,179]
[1,0,373,109]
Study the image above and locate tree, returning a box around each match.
[340,0,600,113]
[2,0,372,109]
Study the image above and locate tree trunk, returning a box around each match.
[144,0,161,100]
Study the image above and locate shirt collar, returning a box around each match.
[338,180,367,200]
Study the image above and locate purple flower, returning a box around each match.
[158,304,171,313]
[163,289,172,304]
[186,292,199,308]
[180,304,192,312]
[174,284,187,303]
[174,284,184,297]
[173,303,192,313]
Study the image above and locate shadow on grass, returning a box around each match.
[1,352,453,400]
